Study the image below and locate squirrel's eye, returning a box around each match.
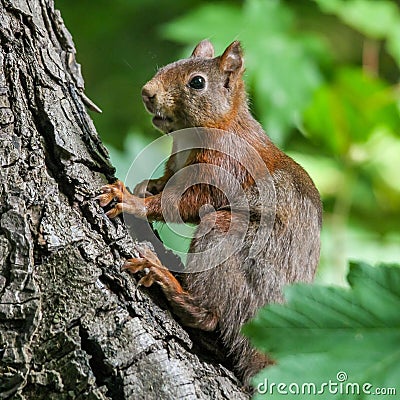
[188,75,206,90]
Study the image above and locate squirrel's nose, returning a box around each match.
[141,86,156,111]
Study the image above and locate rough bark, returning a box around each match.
[0,1,249,399]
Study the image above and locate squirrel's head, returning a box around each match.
[142,40,246,133]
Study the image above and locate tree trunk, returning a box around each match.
[0,1,249,399]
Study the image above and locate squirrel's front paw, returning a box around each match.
[96,180,146,219]
[96,180,125,207]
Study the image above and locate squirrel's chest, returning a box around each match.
[169,136,195,173]
[169,150,192,173]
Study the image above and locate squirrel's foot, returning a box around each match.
[124,246,218,332]
[122,245,165,287]
[122,245,184,294]
[96,180,146,218]
[122,257,158,287]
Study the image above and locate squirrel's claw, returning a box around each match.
[95,193,114,207]
[122,257,147,274]
[122,247,164,273]
[122,257,157,288]
[96,180,147,219]
[99,180,125,201]
[135,245,164,269]
[95,180,126,207]
[137,272,156,287]
[105,203,123,218]
[122,248,169,288]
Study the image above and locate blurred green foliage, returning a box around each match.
[314,0,400,65]
[57,0,400,285]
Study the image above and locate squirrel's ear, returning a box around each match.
[191,40,215,59]
[219,41,243,73]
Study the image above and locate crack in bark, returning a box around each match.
[98,273,137,305]
[78,323,125,400]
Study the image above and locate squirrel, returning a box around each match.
[97,40,322,384]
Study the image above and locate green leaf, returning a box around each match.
[387,24,400,66]
[161,3,242,51]
[314,0,400,39]
[303,68,400,155]
[314,0,400,66]
[244,262,400,399]
[251,36,321,144]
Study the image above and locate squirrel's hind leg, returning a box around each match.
[123,244,219,331]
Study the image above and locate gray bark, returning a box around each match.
[0,1,249,399]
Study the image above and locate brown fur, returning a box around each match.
[100,40,322,384]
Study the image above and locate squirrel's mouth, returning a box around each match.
[152,112,173,132]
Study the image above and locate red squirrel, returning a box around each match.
[97,40,322,383]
